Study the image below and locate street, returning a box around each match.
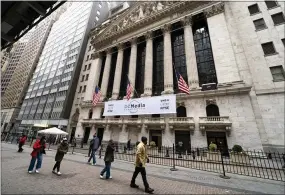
[1,143,284,194]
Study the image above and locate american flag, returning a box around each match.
[126,79,132,101]
[177,72,190,95]
[92,86,101,106]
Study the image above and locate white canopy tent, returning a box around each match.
[37,127,68,150]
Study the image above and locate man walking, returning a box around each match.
[18,134,27,152]
[87,133,100,165]
[130,136,154,194]
[88,138,94,157]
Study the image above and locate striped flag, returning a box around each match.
[177,72,190,95]
[126,79,132,101]
[92,86,101,106]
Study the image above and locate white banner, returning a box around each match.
[103,95,176,116]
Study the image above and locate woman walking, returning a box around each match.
[100,139,115,179]
[18,134,27,152]
[52,137,69,175]
[28,136,46,174]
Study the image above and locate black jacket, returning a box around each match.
[104,143,115,162]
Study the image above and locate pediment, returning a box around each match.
[90,1,217,49]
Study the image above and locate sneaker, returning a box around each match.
[35,169,39,173]
[145,188,154,194]
[28,171,33,174]
[100,175,104,179]
[109,176,112,179]
[57,172,61,175]
[130,184,139,188]
[92,163,97,166]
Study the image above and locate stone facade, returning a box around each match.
[70,1,284,152]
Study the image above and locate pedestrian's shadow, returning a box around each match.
[51,173,78,179]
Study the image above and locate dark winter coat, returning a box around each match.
[104,143,115,163]
[55,142,69,162]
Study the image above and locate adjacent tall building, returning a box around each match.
[15,1,112,139]
[74,1,284,153]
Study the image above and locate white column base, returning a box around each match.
[102,125,111,142]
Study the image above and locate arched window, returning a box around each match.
[176,106,187,117]
[206,104,220,117]
[88,109,93,119]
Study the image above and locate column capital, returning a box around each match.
[106,47,112,54]
[91,52,101,59]
[162,23,172,34]
[181,15,193,27]
[117,43,124,51]
[144,31,153,40]
[130,37,137,45]
[204,3,225,18]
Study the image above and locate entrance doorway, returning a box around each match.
[175,131,191,153]
[97,128,104,145]
[149,130,162,147]
[206,131,229,156]
[83,127,91,144]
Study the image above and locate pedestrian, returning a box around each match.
[88,138,94,157]
[127,139,131,151]
[28,136,46,174]
[100,139,115,179]
[52,137,69,175]
[87,133,100,165]
[18,134,27,152]
[130,136,154,194]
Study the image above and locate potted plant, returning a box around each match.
[207,142,222,162]
[230,145,250,164]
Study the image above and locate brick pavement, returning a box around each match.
[2,143,284,194]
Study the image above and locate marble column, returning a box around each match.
[142,31,153,96]
[100,48,112,100]
[119,124,129,144]
[84,52,102,101]
[91,124,96,136]
[111,43,124,100]
[102,125,111,142]
[128,38,137,97]
[162,24,174,94]
[182,16,199,89]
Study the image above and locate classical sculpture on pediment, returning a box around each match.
[71,108,80,122]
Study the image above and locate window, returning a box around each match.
[87,64,91,70]
[88,46,91,51]
[248,4,260,15]
[81,75,85,82]
[261,42,277,55]
[85,74,89,81]
[82,85,86,92]
[79,86,82,93]
[253,18,267,30]
[96,16,99,21]
[119,47,131,98]
[271,12,285,25]
[86,55,89,61]
[282,39,285,47]
[84,65,87,71]
[135,42,146,96]
[270,66,285,81]
[99,3,102,8]
[97,10,100,16]
[265,1,278,9]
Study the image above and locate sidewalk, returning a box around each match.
[3,142,284,194]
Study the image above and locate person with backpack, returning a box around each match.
[87,133,100,165]
[100,139,115,179]
[52,137,69,175]
[18,134,27,152]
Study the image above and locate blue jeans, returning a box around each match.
[88,150,96,164]
[100,161,111,178]
[28,153,43,171]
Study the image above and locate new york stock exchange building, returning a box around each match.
[69,1,285,153]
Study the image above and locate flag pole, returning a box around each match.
[173,63,179,93]
[127,74,139,98]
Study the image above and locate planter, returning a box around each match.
[230,153,250,164]
[207,152,222,162]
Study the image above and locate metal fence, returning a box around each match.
[69,143,285,182]
[5,137,285,182]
